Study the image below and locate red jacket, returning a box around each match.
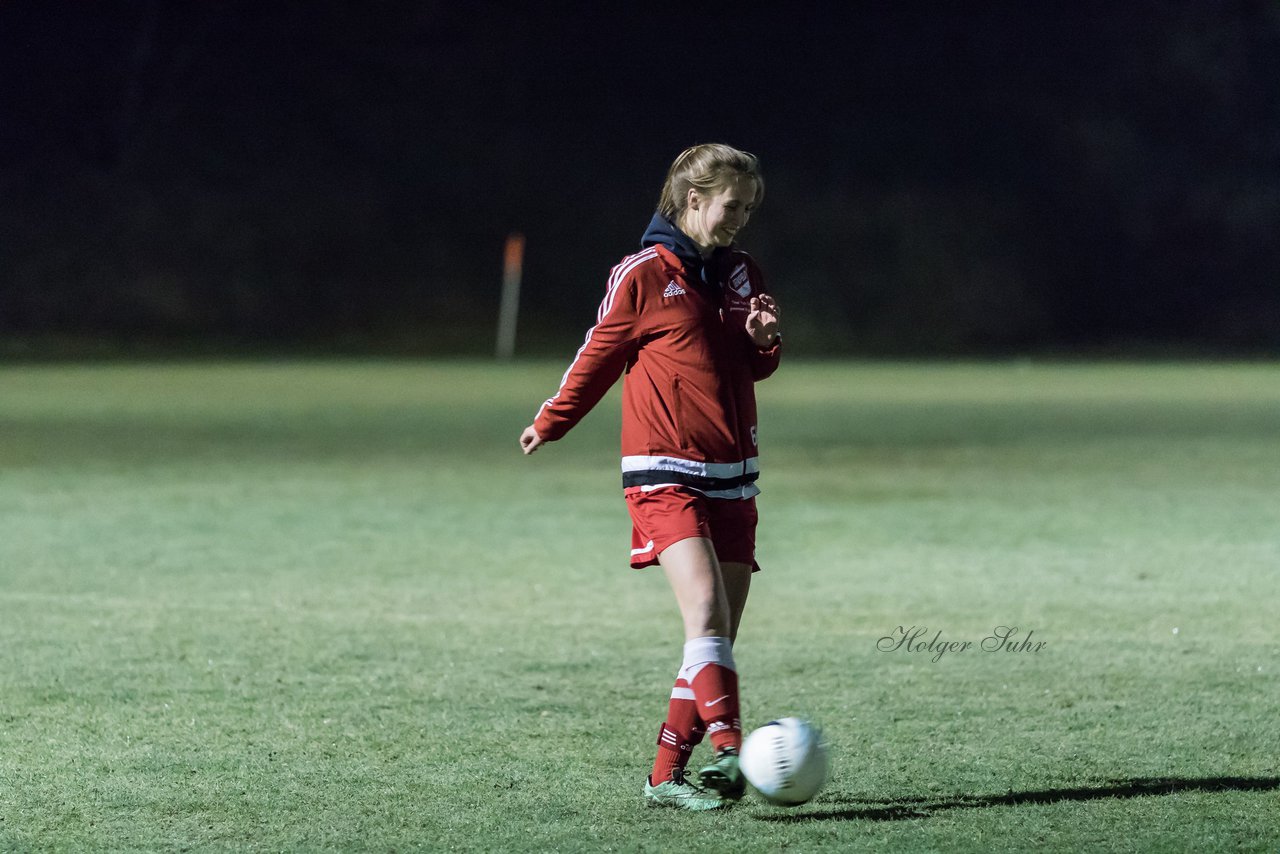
[534,235,781,499]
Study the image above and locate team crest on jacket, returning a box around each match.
[729,263,751,297]
[663,280,686,298]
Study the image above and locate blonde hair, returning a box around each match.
[656,143,764,220]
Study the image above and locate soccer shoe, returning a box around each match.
[643,770,728,811]
[698,747,746,802]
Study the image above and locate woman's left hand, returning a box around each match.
[745,294,781,347]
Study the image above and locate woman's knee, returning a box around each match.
[660,538,731,636]
[686,595,730,637]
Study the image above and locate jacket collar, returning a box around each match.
[640,212,730,285]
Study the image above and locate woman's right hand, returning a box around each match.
[519,424,546,455]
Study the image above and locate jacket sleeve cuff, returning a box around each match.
[532,412,566,442]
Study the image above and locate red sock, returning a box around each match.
[650,677,705,783]
[689,663,741,753]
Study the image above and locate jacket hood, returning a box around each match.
[640,213,730,284]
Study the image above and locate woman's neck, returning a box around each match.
[675,214,714,259]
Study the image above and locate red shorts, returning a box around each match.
[625,487,760,571]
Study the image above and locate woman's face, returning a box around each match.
[683,174,758,251]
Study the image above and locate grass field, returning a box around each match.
[2,360,1278,852]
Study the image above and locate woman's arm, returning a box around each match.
[521,273,642,451]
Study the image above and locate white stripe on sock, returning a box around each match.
[680,636,735,682]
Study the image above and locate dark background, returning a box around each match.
[3,1,1278,357]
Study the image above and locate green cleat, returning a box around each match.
[698,747,746,802]
[644,770,729,811]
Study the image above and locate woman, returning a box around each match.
[520,143,781,810]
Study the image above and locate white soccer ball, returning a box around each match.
[739,717,829,805]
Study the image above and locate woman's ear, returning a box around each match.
[685,187,701,211]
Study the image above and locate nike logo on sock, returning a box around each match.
[704,695,730,708]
